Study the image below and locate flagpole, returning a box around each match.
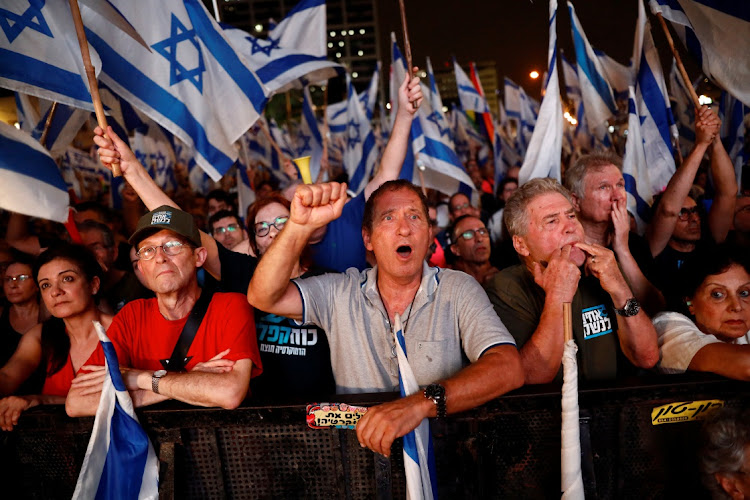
[38,102,59,149]
[655,13,701,109]
[398,0,419,111]
[67,0,121,177]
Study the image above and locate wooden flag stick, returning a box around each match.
[67,0,121,177]
[563,303,573,343]
[656,13,702,109]
[39,102,59,148]
[398,0,414,80]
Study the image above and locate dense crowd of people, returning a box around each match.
[0,72,749,494]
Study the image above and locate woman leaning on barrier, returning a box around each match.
[652,243,750,379]
[700,406,750,499]
[0,244,112,430]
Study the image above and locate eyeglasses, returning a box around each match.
[4,274,31,284]
[677,206,701,221]
[137,241,189,261]
[213,224,241,235]
[254,216,288,237]
[458,228,488,241]
[451,202,471,213]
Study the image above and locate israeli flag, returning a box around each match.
[269,118,297,159]
[595,49,633,100]
[454,59,491,115]
[388,33,417,183]
[343,73,377,194]
[298,86,324,182]
[14,93,90,158]
[392,314,437,500]
[650,0,750,108]
[415,57,475,197]
[503,78,537,157]
[221,18,343,95]
[132,122,178,193]
[82,0,269,181]
[561,54,581,106]
[0,121,69,222]
[630,0,677,197]
[718,91,749,184]
[269,0,326,57]
[519,0,563,184]
[73,322,159,500]
[0,0,101,110]
[622,87,653,233]
[359,61,381,120]
[568,1,617,142]
[326,98,349,136]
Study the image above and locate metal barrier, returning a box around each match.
[2,373,747,499]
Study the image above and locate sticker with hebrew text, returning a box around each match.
[306,402,369,429]
[651,399,724,426]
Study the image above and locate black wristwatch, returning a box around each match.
[152,369,167,394]
[614,297,640,317]
[424,383,447,419]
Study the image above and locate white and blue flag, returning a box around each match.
[0,121,69,222]
[630,0,677,197]
[82,0,269,181]
[650,0,750,108]
[132,121,178,194]
[622,87,653,233]
[0,0,101,110]
[519,0,563,184]
[718,91,749,183]
[416,57,474,197]
[343,73,377,195]
[298,86,324,182]
[392,314,437,500]
[454,59,491,115]
[15,93,90,158]
[568,1,617,143]
[73,322,159,500]
[359,61,381,121]
[595,49,632,100]
[269,0,326,56]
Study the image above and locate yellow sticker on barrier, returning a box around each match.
[651,399,724,426]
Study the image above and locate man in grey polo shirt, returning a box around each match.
[247,179,523,456]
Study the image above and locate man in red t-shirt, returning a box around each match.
[66,206,261,416]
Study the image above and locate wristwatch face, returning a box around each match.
[617,298,640,317]
[154,369,167,378]
[425,383,445,401]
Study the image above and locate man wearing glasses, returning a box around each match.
[208,210,248,251]
[645,105,736,310]
[449,215,499,286]
[66,206,262,416]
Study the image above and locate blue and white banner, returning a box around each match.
[343,73,377,195]
[0,121,69,223]
[0,0,100,110]
[298,86,324,182]
[73,322,159,500]
[630,0,677,197]
[650,0,750,108]
[82,0,269,181]
[392,314,437,500]
[132,122,178,194]
[568,1,617,142]
[519,0,563,184]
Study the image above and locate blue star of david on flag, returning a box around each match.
[0,0,52,43]
[151,14,206,92]
[297,131,312,154]
[247,35,280,57]
[425,111,450,138]
[347,119,361,148]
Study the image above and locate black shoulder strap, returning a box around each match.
[160,288,215,372]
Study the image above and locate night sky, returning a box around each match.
[377,0,640,96]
